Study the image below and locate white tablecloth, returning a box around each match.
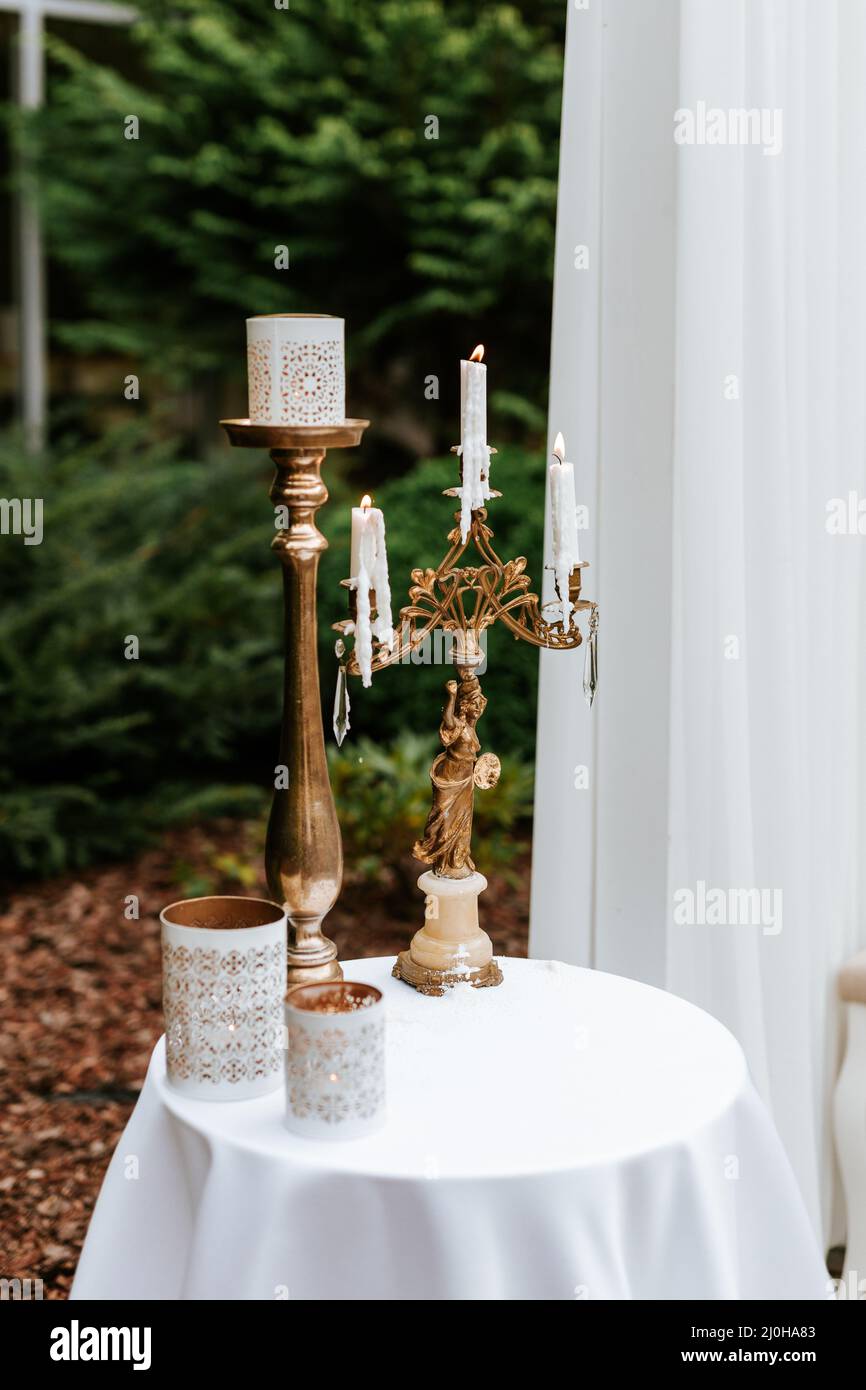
[71,957,827,1301]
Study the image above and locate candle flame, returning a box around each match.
[360,494,372,510]
[552,432,565,463]
[469,344,485,363]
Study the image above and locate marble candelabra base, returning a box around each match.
[392,869,504,996]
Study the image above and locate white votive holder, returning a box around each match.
[161,895,286,1101]
[246,313,345,426]
[285,982,386,1140]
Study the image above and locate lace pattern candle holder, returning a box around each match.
[247,314,345,426]
[285,982,386,1140]
[161,896,287,1101]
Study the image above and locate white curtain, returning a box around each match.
[533,0,866,1245]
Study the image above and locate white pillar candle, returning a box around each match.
[458,345,492,543]
[350,496,393,687]
[550,432,580,629]
[246,314,345,426]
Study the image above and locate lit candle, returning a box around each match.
[350,494,373,579]
[458,344,492,543]
[350,495,393,687]
[549,432,580,629]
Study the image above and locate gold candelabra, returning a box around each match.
[221,417,369,989]
[336,465,598,996]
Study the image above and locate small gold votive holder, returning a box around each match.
[285,982,386,1140]
[161,896,287,1101]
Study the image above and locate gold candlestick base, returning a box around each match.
[221,417,369,991]
[392,953,504,997]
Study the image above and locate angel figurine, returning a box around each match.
[413,669,501,879]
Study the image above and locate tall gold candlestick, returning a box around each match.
[221,418,369,988]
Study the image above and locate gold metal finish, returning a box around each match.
[337,503,596,667]
[412,671,493,879]
[161,895,286,931]
[286,981,383,1014]
[338,468,598,994]
[221,417,370,988]
[221,419,369,452]
[391,951,504,997]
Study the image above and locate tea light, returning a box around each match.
[285,982,385,1140]
[246,314,345,425]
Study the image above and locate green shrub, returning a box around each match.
[15,0,564,449]
[0,427,542,877]
[0,425,278,875]
[163,733,533,900]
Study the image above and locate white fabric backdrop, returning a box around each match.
[532,0,866,1246]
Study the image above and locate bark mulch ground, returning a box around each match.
[0,820,530,1299]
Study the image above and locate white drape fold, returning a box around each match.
[534,0,866,1243]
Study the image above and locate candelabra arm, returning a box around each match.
[337,507,594,676]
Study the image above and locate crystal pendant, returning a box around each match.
[583,613,598,708]
[333,639,351,745]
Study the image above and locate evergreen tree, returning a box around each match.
[19,0,564,445]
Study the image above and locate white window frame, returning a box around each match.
[2,0,137,448]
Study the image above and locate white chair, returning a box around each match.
[834,951,866,1294]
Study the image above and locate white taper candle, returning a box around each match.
[550,431,580,629]
[458,344,491,543]
[350,496,393,687]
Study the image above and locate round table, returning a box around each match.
[71,957,827,1301]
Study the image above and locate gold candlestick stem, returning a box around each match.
[221,418,369,987]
